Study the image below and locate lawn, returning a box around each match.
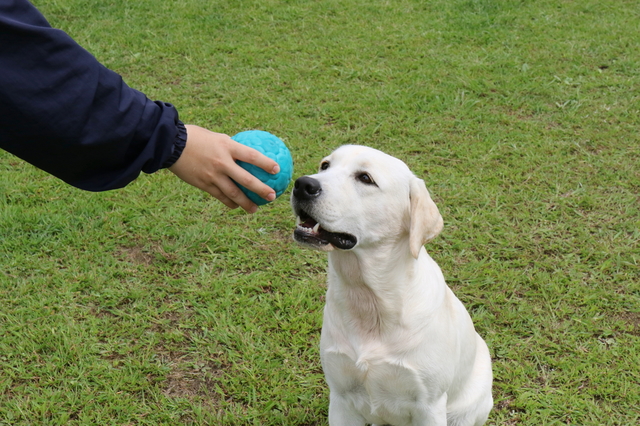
[1,0,638,424]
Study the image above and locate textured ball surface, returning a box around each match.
[231,130,294,205]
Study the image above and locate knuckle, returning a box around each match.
[245,149,261,163]
[239,175,255,187]
[248,150,262,162]
[227,186,241,199]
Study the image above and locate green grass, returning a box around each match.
[1,0,638,424]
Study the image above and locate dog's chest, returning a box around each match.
[322,348,428,425]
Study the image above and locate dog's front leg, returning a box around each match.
[411,394,448,426]
[328,393,367,426]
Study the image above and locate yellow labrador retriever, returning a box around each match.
[291,145,493,426]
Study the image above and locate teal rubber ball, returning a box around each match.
[231,130,294,205]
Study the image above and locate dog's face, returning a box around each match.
[291,145,443,258]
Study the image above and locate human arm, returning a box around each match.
[0,0,182,191]
[0,0,278,211]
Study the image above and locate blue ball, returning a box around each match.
[231,130,294,205]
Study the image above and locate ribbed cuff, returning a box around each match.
[162,119,187,168]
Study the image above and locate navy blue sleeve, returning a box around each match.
[0,0,186,191]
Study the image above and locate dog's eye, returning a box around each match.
[320,161,330,171]
[357,173,375,185]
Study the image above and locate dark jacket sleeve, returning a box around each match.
[0,0,186,191]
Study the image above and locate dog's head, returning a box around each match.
[291,145,443,258]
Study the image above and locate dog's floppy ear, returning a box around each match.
[409,177,443,259]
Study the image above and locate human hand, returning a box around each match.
[168,125,280,213]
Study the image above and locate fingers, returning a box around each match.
[168,125,280,213]
[225,163,277,202]
[201,183,240,210]
[210,174,260,214]
[233,142,281,175]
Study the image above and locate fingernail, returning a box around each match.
[248,204,258,214]
[272,165,280,174]
[267,192,276,201]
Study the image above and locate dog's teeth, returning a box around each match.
[296,216,301,226]
[313,223,320,233]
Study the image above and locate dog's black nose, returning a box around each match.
[293,176,322,200]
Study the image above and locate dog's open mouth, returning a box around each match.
[294,210,357,250]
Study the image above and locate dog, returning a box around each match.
[291,145,493,426]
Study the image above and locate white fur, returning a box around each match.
[292,145,493,426]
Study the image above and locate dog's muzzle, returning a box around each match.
[292,176,357,250]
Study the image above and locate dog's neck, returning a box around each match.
[326,240,441,338]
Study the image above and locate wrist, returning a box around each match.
[162,120,188,168]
